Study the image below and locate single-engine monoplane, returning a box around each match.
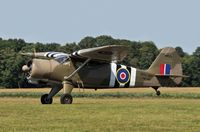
[21,45,187,104]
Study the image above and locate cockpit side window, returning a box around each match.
[55,56,69,64]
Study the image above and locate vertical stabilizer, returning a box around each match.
[147,47,183,85]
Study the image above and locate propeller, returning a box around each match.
[21,48,35,78]
[22,60,32,79]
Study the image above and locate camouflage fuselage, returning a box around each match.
[29,58,162,88]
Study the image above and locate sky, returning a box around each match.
[0,0,199,54]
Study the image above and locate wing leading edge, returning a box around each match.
[71,45,128,62]
[21,45,128,62]
[20,52,69,58]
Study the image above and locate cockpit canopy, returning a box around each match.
[55,56,70,64]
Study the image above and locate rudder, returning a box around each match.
[147,47,183,85]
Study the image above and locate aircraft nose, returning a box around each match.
[22,65,30,73]
[22,59,61,83]
[30,59,52,79]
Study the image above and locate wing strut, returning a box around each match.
[64,58,91,81]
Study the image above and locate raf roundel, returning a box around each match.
[116,68,130,84]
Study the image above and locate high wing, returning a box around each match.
[21,45,128,62]
[71,45,128,62]
[21,52,69,59]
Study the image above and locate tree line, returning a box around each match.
[0,36,199,88]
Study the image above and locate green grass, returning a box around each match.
[1,88,200,131]
[1,91,200,99]
[0,97,200,132]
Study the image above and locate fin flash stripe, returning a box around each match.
[160,64,171,75]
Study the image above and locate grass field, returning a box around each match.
[0,87,200,132]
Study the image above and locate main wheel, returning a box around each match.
[60,93,73,104]
[156,90,161,96]
[41,94,53,104]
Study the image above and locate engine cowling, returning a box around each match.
[22,58,72,84]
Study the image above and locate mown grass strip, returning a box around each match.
[1,92,200,99]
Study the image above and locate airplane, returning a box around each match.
[21,45,187,104]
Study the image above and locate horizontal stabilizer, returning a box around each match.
[155,74,189,78]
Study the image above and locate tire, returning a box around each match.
[60,93,73,104]
[156,90,161,96]
[41,94,53,104]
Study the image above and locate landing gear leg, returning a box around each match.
[60,81,74,104]
[41,85,62,104]
[152,87,161,96]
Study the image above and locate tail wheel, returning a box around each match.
[41,94,53,104]
[156,90,161,96]
[60,93,73,104]
[152,87,161,96]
